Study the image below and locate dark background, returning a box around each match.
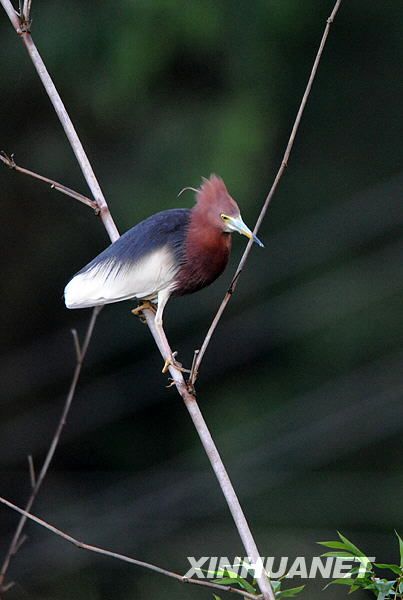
[0,1,402,599]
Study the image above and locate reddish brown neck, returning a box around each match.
[174,206,232,296]
[189,204,231,251]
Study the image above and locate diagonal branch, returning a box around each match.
[144,312,273,596]
[0,6,275,599]
[0,152,98,211]
[0,497,262,600]
[0,14,274,600]
[0,0,120,242]
[21,0,31,25]
[0,307,100,592]
[189,0,343,387]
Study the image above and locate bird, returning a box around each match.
[64,175,263,370]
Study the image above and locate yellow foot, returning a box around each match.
[131,301,156,322]
[162,351,191,374]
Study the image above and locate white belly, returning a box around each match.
[64,245,179,309]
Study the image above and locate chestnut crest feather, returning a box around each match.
[194,174,240,231]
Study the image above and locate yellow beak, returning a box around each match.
[228,215,264,247]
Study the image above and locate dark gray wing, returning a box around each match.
[65,208,190,308]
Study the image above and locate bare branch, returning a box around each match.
[22,0,31,24]
[0,0,119,242]
[0,0,19,31]
[0,308,99,590]
[13,534,27,554]
[189,0,343,387]
[0,581,15,593]
[70,328,82,363]
[142,314,275,600]
[0,497,262,600]
[188,349,199,393]
[27,455,35,489]
[0,152,98,212]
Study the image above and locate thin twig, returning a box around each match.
[27,456,35,489]
[188,349,200,392]
[0,2,120,241]
[0,307,100,591]
[0,582,14,594]
[70,328,82,363]
[13,535,27,555]
[22,0,31,24]
[189,0,343,387]
[0,152,98,212]
[0,497,262,600]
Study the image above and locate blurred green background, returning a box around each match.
[0,1,402,599]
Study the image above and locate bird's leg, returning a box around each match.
[153,290,190,374]
[131,300,156,323]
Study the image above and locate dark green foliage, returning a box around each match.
[319,532,403,599]
[208,564,305,598]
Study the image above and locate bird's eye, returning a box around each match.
[221,213,229,221]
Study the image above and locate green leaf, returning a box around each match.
[364,582,377,590]
[321,551,354,558]
[318,540,352,550]
[374,563,402,575]
[395,531,403,568]
[337,532,367,558]
[213,577,239,585]
[212,568,257,593]
[213,595,222,600]
[374,579,396,592]
[343,575,372,589]
[276,584,305,598]
[348,566,371,577]
[237,578,257,594]
[324,578,357,589]
[212,576,255,593]
[215,568,239,578]
[323,577,368,593]
[349,584,360,593]
[372,578,396,600]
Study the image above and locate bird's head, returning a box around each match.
[193,175,264,247]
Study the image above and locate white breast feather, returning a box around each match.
[64,246,179,309]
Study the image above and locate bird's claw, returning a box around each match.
[186,380,197,396]
[162,351,191,375]
[1,151,16,170]
[131,301,156,323]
